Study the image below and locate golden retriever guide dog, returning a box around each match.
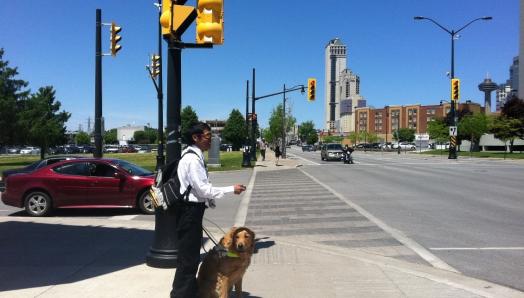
[197,227,255,298]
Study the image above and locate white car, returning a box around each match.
[19,147,40,155]
[392,142,416,150]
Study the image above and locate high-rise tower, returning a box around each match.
[324,38,347,132]
[478,77,498,114]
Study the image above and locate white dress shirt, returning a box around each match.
[177,145,234,208]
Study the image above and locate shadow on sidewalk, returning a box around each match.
[0,221,153,292]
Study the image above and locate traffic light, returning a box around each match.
[110,22,122,56]
[160,1,196,37]
[196,0,223,44]
[307,78,316,101]
[451,78,460,101]
[151,55,160,78]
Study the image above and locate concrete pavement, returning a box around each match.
[1,150,523,297]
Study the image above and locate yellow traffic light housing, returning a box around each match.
[451,78,460,101]
[307,78,316,101]
[151,55,160,78]
[196,0,223,44]
[160,1,197,37]
[110,22,122,56]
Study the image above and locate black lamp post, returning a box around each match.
[414,16,492,159]
[249,67,305,160]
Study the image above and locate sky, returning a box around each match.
[0,0,519,132]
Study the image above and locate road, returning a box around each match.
[1,148,523,291]
[287,146,524,291]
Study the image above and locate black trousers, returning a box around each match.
[170,202,206,298]
[260,149,266,160]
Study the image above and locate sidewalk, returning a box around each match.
[1,151,524,297]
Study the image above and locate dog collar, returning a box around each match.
[226,251,240,258]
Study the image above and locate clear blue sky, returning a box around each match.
[0,0,519,131]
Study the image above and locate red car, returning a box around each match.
[2,158,156,216]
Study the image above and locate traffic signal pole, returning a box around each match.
[147,0,216,269]
[94,9,103,158]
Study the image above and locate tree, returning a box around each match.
[104,128,118,144]
[133,130,150,144]
[0,48,30,145]
[500,95,524,139]
[459,113,489,152]
[393,128,415,142]
[18,86,70,159]
[222,109,246,150]
[75,131,91,145]
[348,131,361,144]
[427,118,448,144]
[298,121,317,145]
[267,103,295,147]
[491,116,522,153]
[144,127,158,144]
[181,105,199,144]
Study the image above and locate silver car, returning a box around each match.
[320,143,344,161]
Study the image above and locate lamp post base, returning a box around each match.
[448,147,458,159]
[146,208,178,268]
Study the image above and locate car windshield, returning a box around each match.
[110,159,153,176]
[327,144,342,150]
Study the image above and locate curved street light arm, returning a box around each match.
[455,17,491,34]
[415,16,452,35]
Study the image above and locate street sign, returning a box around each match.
[449,126,457,136]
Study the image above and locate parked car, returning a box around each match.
[301,145,315,152]
[1,156,85,184]
[104,145,120,153]
[20,147,40,155]
[1,158,155,216]
[392,142,416,150]
[320,143,344,161]
[220,143,233,151]
[7,147,20,154]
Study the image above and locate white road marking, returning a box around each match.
[108,215,138,220]
[287,153,321,165]
[430,247,524,251]
[299,168,459,273]
[234,168,257,226]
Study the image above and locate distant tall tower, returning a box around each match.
[478,76,498,114]
[324,38,347,132]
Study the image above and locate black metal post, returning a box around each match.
[156,0,165,169]
[242,80,251,167]
[448,29,458,159]
[94,9,103,158]
[146,38,182,268]
[282,84,286,158]
[251,68,257,161]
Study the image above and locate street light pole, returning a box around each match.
[414,16,492,159]
[155,0,165,169]
[282,84,286,158]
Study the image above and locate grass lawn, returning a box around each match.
[419,150,524,159]
[0,151,248,175]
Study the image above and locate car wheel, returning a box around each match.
[24,191,52,217]
[138,189,155,215]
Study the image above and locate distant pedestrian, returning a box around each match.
[274,145,281,165]
[259,139,267,161]
[170,122,246,298]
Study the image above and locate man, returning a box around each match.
[259,138,267,161]
[171,122,246,298]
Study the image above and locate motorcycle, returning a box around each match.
[342,150,354,164]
